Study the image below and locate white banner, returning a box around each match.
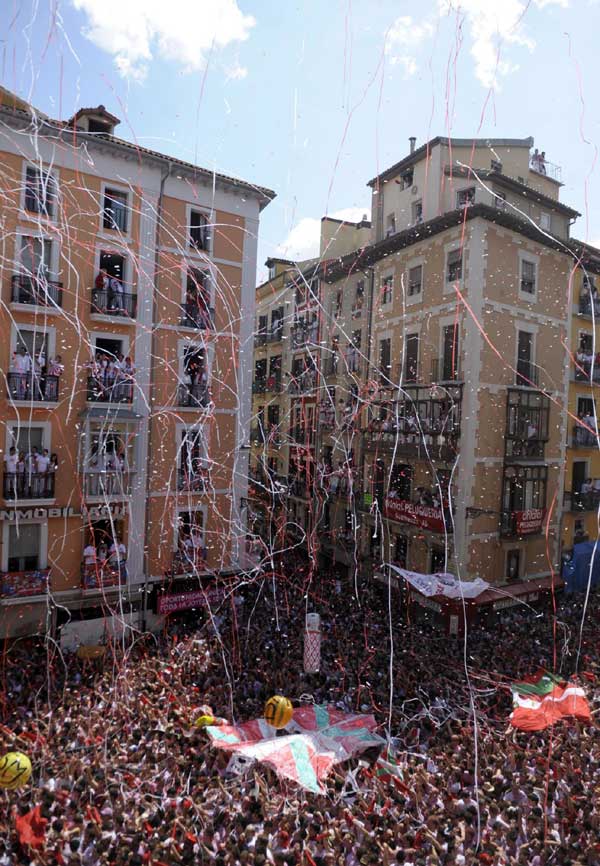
[388,565,489,599]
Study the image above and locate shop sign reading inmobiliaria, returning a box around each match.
[0,505,127,521]
[384,497,447,533]
[157,587,227,615]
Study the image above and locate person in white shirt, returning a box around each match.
[4,447,17,495]
[83,544,97,566]
[33,448,50,496]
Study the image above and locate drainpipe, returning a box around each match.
[142,160,172,630]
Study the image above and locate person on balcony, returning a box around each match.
[34,449,50,497]
[109,274,125,313]
[47,355,64,377]
[4,447,18,496]
[109,538,127,571]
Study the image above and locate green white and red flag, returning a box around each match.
[510,670,591,732]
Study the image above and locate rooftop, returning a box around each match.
[0,87,275,208]
[367,135,535,187]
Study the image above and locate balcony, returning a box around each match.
[250,425,265,444]
[91,288,137,318]
[248,472,287,502]
[288,371,318,396]
[431,357,461,383]
[81,562,126,590]
[529,156,562,182]
[87,377,134,404]
[1,567,50,598]
[177,467,208,493]
[265,376,282,394]
[500,508,546,537]
[171,547,208,576]
[567,491,600,513]
[578,295,600,318]
[252,378,267,394]
[3,472,55,501]
[515,362,539,388]
[266,327,284,344]
[11,275,63,308]
[361,430,459,463]
[323,356,339,377]
[291,321,318,349]
[573,362,600,384]
[288,478,310,498]
[572,424,598,448]
[177,383,210,408]
[505,389,550,461]
[255,332,268,347]
[179,301,214,329]
[83,470,134,498]
[7,373,59,403]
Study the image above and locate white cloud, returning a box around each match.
[440,0,569,89]
[385,15,434,77]
[71,0,255,80]
[276,207,370,262]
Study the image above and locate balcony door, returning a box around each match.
[442,324,459,381]
[20,236,52,280]
[516,330,534,385]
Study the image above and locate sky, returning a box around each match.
[1,0,600,281]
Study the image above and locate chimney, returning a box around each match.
[409,136,416,154]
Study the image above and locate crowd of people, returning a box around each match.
[1,572,599,866]
[86,353,136,403]
[3,445,59,498]
[8,347,64,401]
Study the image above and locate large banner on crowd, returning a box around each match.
[388,565,489,599]
[384,498,447,533]
[207,704,384,793]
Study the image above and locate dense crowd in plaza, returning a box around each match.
[1,575,599,866]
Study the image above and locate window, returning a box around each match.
[352,280,364,315]
[103,188,128,232]
[446,249,462,283]
[506,550,520,581]
[257,314,268,340]
[430,547,446,573]
[9,424,45,454]
[381,275,393,305]
[494,192,507,211]
[456,187,475,209]
[271,307,284,337]
[183,269,211,328]
[179,429,208,489]
[408,265,422,297]
[520,259,537,296]
[390,464,412,500]
[24,166,56,217]
[386,214,396,237]
[268,265,276,280]
[379,338,391,384]
[8,524,41,572]
[333,290,343,317]
[441,324,459,381]
[412,200,423,224]
[516,330,534,385]
[540,212,551,231]
[502,465,547,512]
[20,236,52,280]
[189,210,209,250]
[404,333,419,383]
[394,536,408,568]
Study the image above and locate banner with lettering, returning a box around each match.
[384,497,448,533]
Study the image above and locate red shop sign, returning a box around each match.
[384,498,447,533]
[514,508,546,535]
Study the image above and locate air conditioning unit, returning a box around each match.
[411,185,419,194]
